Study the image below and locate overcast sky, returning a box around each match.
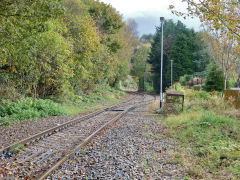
[99,0,202,36]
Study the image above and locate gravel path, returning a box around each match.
[0,95,133,150]
[49,97,185,179]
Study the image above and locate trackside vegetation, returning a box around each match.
[0,0,138,125]
[0,0,137,101]
[0,98,66,126]
[0,86,125,127]
[161,88,240,179]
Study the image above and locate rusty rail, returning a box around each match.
[38,99,153,180]
[0,94,138,156]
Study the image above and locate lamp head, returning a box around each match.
[160,17,164,23]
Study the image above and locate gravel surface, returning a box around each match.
[49,96,185,179]
[0,111,122,179]
[0,94,145,179]
[0,95,134,150]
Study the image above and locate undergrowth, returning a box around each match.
[0,86,125,126]
[161,88,240,179]
[61,86,125,115]
[0,98,66,126]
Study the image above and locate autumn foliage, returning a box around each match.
[0,0,137,99]
[169,0,240,54]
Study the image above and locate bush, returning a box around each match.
[185,90,210,101]
[0,98,66,126]
[179,74,193,86]
[145,82,154,92]
[166,82,185,93]
[193,84,201,91]
[120,75,138,90]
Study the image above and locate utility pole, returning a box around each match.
[144,70,146,92]
[160,17,164,108]
[171,60,173,91]
[144,61,147,92]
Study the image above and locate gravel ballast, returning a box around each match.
[49,98,185,179]
[0,95,134,150]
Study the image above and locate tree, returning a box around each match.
[148,20,207,92]
[140,34,154,44]
[0,0,139,99]
[166,31,195,86]
[88,0,123,35]
[114,22,139,84]
[192,33,211,73]
[203,31,239,90]
[148,20,177,92]
[0,0,64,51]
[131,45,150,90]
[169,0,240,55]
[0,0,68,98]
[204,62,224,92]
[126,18,139,37]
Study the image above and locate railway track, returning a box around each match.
[0,93,154,180]
[0,94,137,156]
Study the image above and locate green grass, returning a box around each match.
[0,86,125,126]
[63,86,125,115]
[162,93,240,179]
[63,93,120,115]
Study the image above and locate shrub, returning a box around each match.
[185,89,210,101]
[0,98,66,125]
[166,82,185,93]
[179,74,193,86]
[145,82,154,92]
[193,84,201,91]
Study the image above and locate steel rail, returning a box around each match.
[0,94,154,179]
[38,106,136,180]
[0,94,139,156]
[38,99,153,180]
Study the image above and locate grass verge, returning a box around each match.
[163,110,240,179]
[156,87,240,179]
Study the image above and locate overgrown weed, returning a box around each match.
[0,86,125,126]
[161,88,240,179]
[0,98,66,126]
[62,86,125,115]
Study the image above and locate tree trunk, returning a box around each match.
[224,73,227,90]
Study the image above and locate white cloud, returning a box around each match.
[99,0,202,35]
[100,0,189,15]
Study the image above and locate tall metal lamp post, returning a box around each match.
[160,17,164,108]
[171,60,173,91]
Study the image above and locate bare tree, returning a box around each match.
[203,31,239,90]
[126,18,139,37]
